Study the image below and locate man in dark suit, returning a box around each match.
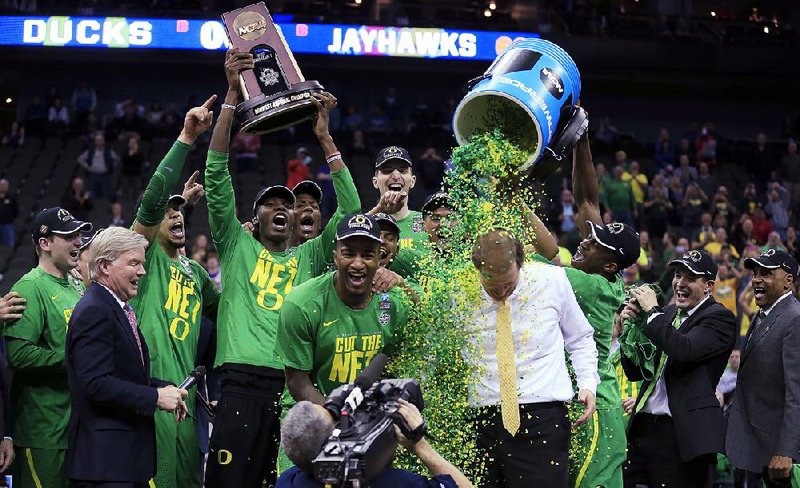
[619,249,737,487]
[65,227,188,488]
[726,250,800,487]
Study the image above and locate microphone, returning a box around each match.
[178,366,206,390]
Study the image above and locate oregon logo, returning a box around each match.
[384,146,401,155]
[217,449,233,465]
[762,249,776,257]
[606,222,625,234]
[57,208,74,221]
[233,11,267,41]
[684,250,703,262]
[347,214,373,230]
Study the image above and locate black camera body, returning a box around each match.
[313,378,424,487]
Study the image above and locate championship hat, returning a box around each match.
[586,221,640,270]
[31,208,92,243]
[744,249,799,278]
[253,185,296,216]
[669,249,718,280]
[375,146,412,169]
[336,213,382,243]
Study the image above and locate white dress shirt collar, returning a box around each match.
[763,291,793,317]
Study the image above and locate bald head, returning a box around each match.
[472,230,524,302]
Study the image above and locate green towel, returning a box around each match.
[618,284,661,382]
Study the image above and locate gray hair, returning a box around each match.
[87,227,148,281]
[281,401,334,474]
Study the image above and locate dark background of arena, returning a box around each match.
[0,0,798,301]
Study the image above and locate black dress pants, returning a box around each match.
[475,401,570,488]
[623,412,715,488]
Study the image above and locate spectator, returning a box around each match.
[232,132,261,173]
[676,137,695,164]
[70,81,97,132]
[410,93,433,130]
[695,162,717,200]
[764,182,790,240]
[786,226,798,260]
[643,175,672,239]
[705,228,739,259]
[595,163,609,210]
[286,147,311,189]
[47,97,69,133]
[0,179,18,249]
[779,139,800,207]
[417,147,445,198]
[674,154,697,187]
[691,212,715,249]
[695,125,717,166]
[147,102,164,126]
[713,262,740,317]
[760,231,787,253]
[751,207,773,245]
[119,135,144,201]
[110,100,148,140]
[732,217,758,254]
[345,129,369,159]
[622,161,648,210]
[315,163,336,220]
[189,234,210,263]
[716,348,741,408]
[747,132,778,190]
[366,105,390,139]
[77,132,118,200]
[604,165,635,227]
[109,202,127,228]
[711,187,737,223]
[623,263,641,286]
[62,177,94,222]
[740,183,761,216]
[638,230,657,282]
[654,128,675,169]
[683,184,709,241]
[205,252,222,290]
[2,121,24,148]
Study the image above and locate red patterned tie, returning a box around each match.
[123,304,144,365]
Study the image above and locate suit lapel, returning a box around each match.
[743,297,792,361]
[91,283,147,375]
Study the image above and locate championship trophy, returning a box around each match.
[222,2,324,134]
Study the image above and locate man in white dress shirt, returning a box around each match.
[466,229,599,488]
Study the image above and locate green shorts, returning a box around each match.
[568,404,626,488]
[15,447,67,488]
[151,409,201,488]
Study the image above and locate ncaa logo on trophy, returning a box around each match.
[222,2,324,134]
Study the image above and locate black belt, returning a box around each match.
[637,412,673,423]
[477,401,568,416]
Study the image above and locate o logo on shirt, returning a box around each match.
[217,449,233,465]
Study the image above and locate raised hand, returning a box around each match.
[309,91,338,139]
[182,170,206,207]
[180,94,217,143]
[225,48,255,94]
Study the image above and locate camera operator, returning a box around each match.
[276,399,474,488]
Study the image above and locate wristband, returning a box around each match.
[648,306,663,315]
[325,151,342,164]
[221,103,236,111]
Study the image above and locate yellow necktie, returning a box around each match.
[496,300,520,436]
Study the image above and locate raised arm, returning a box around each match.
[134,96,215,243]
[205,49,254,256]
[572,132,602,238]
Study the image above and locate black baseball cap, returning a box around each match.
[375,146,412,169]
[373,212,400,236]
[422,192,453,216]
[669,249,718,280]
[253,185,295,216]
[31,208,92,243]
[744,249,799,278]
[79,228,106,251]
[336,213,382,243]
[292,180,322,202]
[587,221,641,270]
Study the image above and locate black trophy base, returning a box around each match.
[236,81,324,135]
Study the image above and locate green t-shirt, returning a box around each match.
[530,254,625,409]
[205,150,361,369]
[274,272,409,404]
[3,267,84,448]
[395,211,428,251]
[130,244,220,399]
[389,247,425,281]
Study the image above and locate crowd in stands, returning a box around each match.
[544,127,800,343]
